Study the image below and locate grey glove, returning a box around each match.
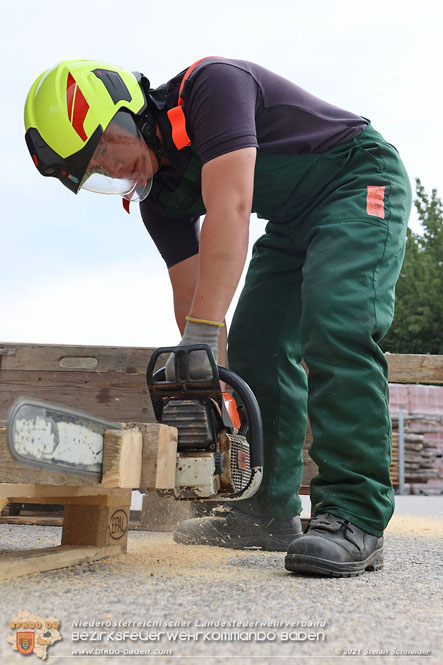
[165,319,222,381]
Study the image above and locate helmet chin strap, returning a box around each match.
[123,74,164,214]
[133,73,164,171]
[135,110,164,171]
[123,109,163,214]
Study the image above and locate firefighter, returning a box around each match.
[24,57,412,576]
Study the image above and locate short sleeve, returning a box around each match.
[183,63,260,164]
[139,197,200,268]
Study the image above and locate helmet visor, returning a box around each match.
[80,110,155,202]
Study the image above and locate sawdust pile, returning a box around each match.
[105,510,443,582]
[386,514,443,537]
[106,532,289,583]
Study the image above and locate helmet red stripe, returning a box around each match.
[72,84,89,141]
[66,71,89,141]
[66,72,76,121]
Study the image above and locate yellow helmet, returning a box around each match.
[24,60,160,201]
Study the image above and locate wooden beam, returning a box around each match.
[101,428,143,488]
[136,423,178,489]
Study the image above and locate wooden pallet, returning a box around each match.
[0,421,178,580]
[1,344,442,536]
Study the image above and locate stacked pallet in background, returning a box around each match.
[391,414,442,484]
[388,362,443,491]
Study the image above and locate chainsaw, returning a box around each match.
[7,344,264,501]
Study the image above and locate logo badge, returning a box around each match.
[366,185,386,219]
[109,509,128,540]
[17,632,35,655]
[8,611,62,659]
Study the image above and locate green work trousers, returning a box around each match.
[228,125,412,536]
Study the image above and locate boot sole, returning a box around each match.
[284,548,384,577]
[173,530,303,552]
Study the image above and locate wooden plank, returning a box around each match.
[101,429,143,488]
[386,353,443,384]
[0,544,125,581]
[11,495,131,507]
[0,427,99,487]
[0,515,146,529]
[0,342,154,374]
[0,516,64,526]
[0,370,155,423]
[4,344,440,382]
[0,484,131,500]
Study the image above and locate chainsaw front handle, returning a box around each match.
[146,345,264,469]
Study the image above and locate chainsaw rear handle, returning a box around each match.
[218,366,264,469]
[146,345,264,469]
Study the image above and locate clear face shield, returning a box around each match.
[80,110,156,202]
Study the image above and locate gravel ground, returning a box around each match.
[0,497,442,665]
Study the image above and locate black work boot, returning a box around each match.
[173,509,303,551]
[285,512,383,577]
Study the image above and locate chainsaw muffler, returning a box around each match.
[146,345,264,500]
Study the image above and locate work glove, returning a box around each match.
[165,317,223,381]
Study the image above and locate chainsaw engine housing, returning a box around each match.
[161,399,253,498]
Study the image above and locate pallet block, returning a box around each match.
[0,488,131,581]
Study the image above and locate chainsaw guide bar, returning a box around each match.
[7,397,121,478]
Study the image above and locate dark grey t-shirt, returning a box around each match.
[140,58,367,267]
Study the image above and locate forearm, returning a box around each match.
[189,211,250,322]
[168,147,255,378]
[173,298,192,335]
